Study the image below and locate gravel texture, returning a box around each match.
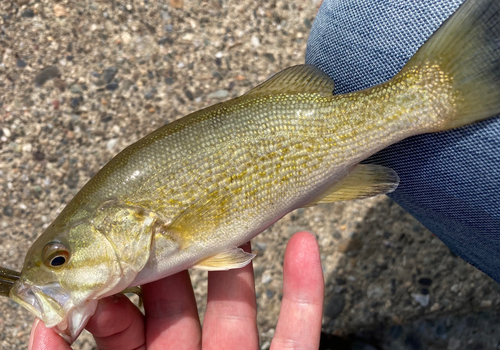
[1,1,499,350]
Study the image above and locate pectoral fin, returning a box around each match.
[165,190,231,248]
[305,164,399,206]
[193,247,256,271]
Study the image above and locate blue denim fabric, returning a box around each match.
[306,0,500,282]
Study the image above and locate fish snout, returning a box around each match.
[11,279,98,343]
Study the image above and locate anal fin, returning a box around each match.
[305,164,399,206]
[193,247,256,271]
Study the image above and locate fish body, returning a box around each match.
[9,0,500,343]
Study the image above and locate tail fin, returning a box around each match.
[403,0,500,130]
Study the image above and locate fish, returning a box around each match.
[7,0,500,343]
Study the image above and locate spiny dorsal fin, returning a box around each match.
[193,247,256,271]
[305,164,399,206]
[244,65,335,97]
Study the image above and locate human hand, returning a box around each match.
[28,231,324,350]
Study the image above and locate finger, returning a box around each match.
[142,270,202,350]
[29,318,71,350]
[271,232,324,350]
[203,242,259,350]
[85,294,145,350]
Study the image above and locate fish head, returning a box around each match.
[10,220,125,343]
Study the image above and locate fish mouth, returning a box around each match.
[10,280,98,343]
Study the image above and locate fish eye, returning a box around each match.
[42,241,70,269]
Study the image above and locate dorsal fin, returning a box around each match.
[244,65,335,97]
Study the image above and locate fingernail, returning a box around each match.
[28,318,40,350]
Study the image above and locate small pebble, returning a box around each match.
[22,143,32,153]
[263,53,275,62]
[171,0,183,9]
[35,66,60,87]
[158,37,174,46]
[66,170,80,189]
[261,273,272,285]
[2,128,11,138]
[337,238,363,253]
[121,32,131,44]
[161,10,171,21]
[254,241,267,251]
[207,89,229,99]
[3,206,14,217]
[251,35,260,47]
[22,9,35,18]
[54,78,66,91]
[183,89,194,101]
[53,4,67,17]
[430,303,440,312]
[335,277,347,285]
[33,150,45,161]
[9,142,20,153]
[106,139,118,150]
[16,59,27,68]
[411,293,430,307]
[324,294,345,319]
[480,300,492,308]
[70,97,80,108]
[70,85,83,94]
[418,277,432,286]
[106,82,119,91]
[367,284,384,299]
[304,18,312,29]
[102,66,118,83]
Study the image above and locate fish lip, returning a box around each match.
[9,281,43,320]
[10,279,98,343]
[54,298,98,343]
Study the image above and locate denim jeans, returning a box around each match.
[306,0,500,282]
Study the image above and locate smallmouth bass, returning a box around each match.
[7,0,500,343]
